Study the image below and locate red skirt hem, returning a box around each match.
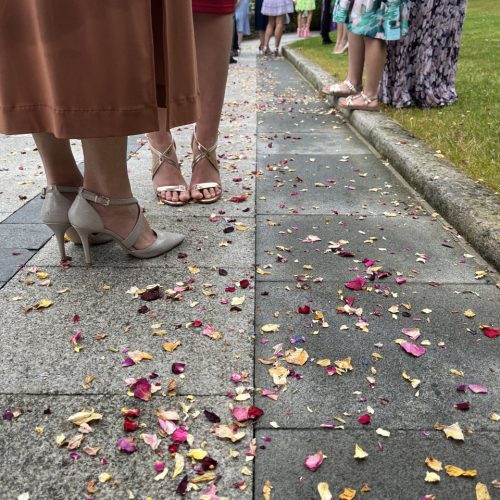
[192,0,235,14]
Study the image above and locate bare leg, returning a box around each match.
[264,16,276,51]
[82,137,156,249]
[259,30,266,50]
[238,31,244,48]
[340,23,349,48]
[190,12,233,201]
[297,12,303,34]
[334,23,348,53]
[148,109,189,204]
[32,133,82,188]
[346,31,365,88]
[306,11,313,32]
[274,15,285,50]
[363,37,386,98]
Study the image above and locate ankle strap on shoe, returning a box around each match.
[79,188,137,206]
[41,185,79,198]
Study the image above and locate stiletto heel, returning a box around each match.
[72,227,93,265]
[45,222,70,260]
[41,185,112,260]
[68,188,184,261]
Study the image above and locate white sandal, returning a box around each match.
[321,79,359,97]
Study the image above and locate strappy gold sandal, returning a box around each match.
[190,132,222,204]
[150,140,189,206]
[321,79,359,97]
[339,92,379,111]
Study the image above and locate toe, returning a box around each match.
[191,188,203,201]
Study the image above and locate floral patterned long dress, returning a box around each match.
[333,0,409,40]
[380,0,467,107]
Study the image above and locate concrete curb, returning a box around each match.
[283,46,500,271]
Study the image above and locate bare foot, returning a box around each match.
[189,134,222,203]
[149,134,190,205]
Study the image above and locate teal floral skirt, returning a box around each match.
[333,0,409,41]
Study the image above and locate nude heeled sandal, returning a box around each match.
[190,132,222,204]
[150,140,189,206]
[41,185,112,260]
[68,188,184,264]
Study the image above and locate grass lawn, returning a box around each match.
[289,0,500,192]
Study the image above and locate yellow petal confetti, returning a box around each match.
[285,348,309,366]
[450,369,464,377]
[231,296,246,306]
[443,422,465,441]
[154,468,169,481]
[476,483,491,500]
[464,309,476,318]
[445,465,477,477]
[68,408,103,426]
[188,266,200,274]
[172,453,184,478]
[261,324,280,333]
[55,434,66,447]
[36,272,49,279]
[425,472,441,483]
[339,487,357,500]
[241,466,252,476]
[186,449,208,461]
[263,480,273,500]
[213,424,246,442]
[317,482,332,500]
[354,444,368,459]
[99,473,112,483]
[190,472,217,483]
[376,428,391,437]
[163,340,181,352]
[490,413,500,422]
[256,267,272,275]
[35,299,53,309]
[335,357,353,371]
[269,365,289,385]
[316,359,331,367]
[425,457,443,472]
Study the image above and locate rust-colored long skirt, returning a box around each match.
[0,0,200,138]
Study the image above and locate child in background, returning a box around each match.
[294,0,315,37]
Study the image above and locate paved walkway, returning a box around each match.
[0,41,499,500]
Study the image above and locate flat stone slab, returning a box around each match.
[254,429,500,500]
[256,214,493,284]
[258,111,345,133]
[0,394,253,500]
[257,131,369,155]
[0,248,36,281]
[3,196,43,224]
[254,283,500,430]
[0,267,254,395]
[0,223,52,250]
[256,153,418,216]
[31,215,255,269]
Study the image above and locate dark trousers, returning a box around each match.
[320,0,333,41]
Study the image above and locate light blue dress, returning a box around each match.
[235,0,251,35]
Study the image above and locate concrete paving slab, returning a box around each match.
[254,429,500,500]
[0,213,10,223]
[256,153,418,216]
[256,214,493,284]
[3,196,43,224]
[254,283,500,430]
[0,223,52,250]
[0,248,36,281]
[30,215,255,269]
[0,267,254,395]
[258,111,344,133]
[0,394,253,500]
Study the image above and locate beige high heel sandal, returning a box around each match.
[150,140,189,206]
[41,185,112,260]
[190,132,222,204]
[68,188,184,264]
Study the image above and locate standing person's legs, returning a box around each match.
[346,31,365,88]
[264,16,276,51]
[334,23,348,53]
[321,0,333,43]
[305,11,313,33]
[190,12,233,202]
[274,15,286,50]
[362,37,386,98]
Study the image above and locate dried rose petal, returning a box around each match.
[468,384,488,394]
[172,426,188,443]
[298,305,311,314]
[132,378,152,401]
[481,325,500,338]
[201,456,218,471]
[204,410,221,423]
[454,402,470,411]
[3,409,14,421]
[304,451,324,471]
[395,277,407,285]
[192,320,203,327]
[154,461,165,473]
[122,408,140,418]
[240,279,250,289]
[176,475,189,496]
[344,276,366,291]
[401,342,426,357]
[116,436,137,454]
[248,406,264,420]
[141,288,162,301]
[456,384,467,392]
[122,357,135,367]
[168,443,180,454]
[358,414,371,425]
[124,417,138,432]
[172,362,186,375]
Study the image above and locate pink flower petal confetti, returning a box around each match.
[344,276,366,291]
[304,451,324,471]
[401,342,427,357]
[481,325,500,338]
